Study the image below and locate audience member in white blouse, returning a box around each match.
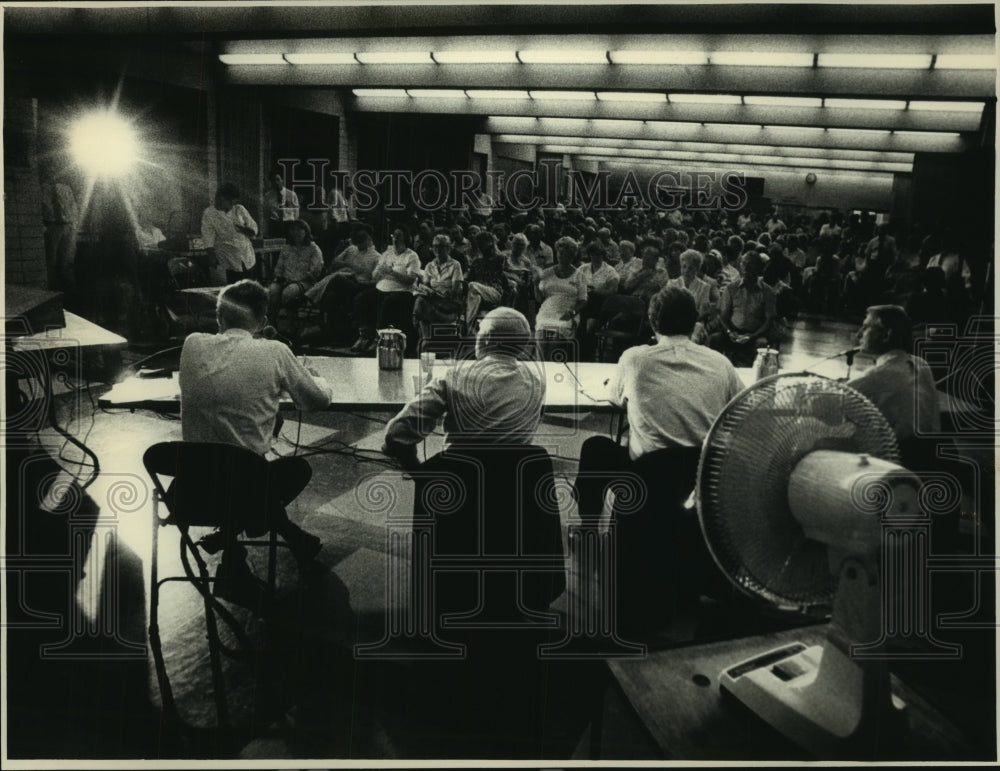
[267,219,324,322]
[535,236,587,342]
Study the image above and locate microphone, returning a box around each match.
[260,325,293,348]
[801,347,860,374]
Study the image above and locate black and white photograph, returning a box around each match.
[3,0,997,765]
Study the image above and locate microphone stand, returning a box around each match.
[799,347,860,379]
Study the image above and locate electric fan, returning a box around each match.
[697,373,920,757]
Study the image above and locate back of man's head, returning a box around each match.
[476,307,533,359]
[217,280,268,332]
[648,286,698,338]
[866,304,913,352]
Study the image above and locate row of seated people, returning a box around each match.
[266,218,791,366]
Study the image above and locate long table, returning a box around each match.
[99,356,630,414]
[9,312,128,487]
[100,353,973,428]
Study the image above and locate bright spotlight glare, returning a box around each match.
[69,111,138,177]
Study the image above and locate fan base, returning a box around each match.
[720,640,908,758]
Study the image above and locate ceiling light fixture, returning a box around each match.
[353,51,433,64]
[668,93,742,104]
[933,54,997,69]
[517,49,608,64]
[608,50,709,65]
[710,52,814,67]
[466,90,532,99]
[908,101,985,112]
[596,91,668,102]
[281,52,357,65]
[817,53,933,69]
[529,90,598,101]
[406,89,468,99]
[432,51,520,64]
[352,88,409,98]
[218,53,286,65]
[743,96,823,108]
[824,98,908,110]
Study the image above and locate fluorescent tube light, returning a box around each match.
[354,52,433,64]
[668,93,742,104]
[432,51,519,64]
[892,130,962,139]
[826,127,892,137]
[609,50,708,65]
[908,101,985,112]
[744,96,823,108]
[219,53,285,65]
[529,90,597,101]
[517,50,608,64]
[711,52,813,67]
[467,90,532,99]
[352,89,409,98]
[817,53,933,69]
[934,54,997,70]
[282,53,356,65]
[597,91,668,102]
[825,98,908,110]
[407,89,468,99]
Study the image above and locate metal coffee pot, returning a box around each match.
[376,326,406,370]
[753,347,780,380]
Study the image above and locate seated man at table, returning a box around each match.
[381,307,544,466]
[848,304,940,453]
[179,280,333,605]
[574,286,744,630]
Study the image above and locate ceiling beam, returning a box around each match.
[8,5,996,38]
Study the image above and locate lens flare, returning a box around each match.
[68,110,138,177]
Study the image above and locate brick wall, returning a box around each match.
[4,96,47,289]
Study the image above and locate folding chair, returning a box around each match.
[143,441,291,735]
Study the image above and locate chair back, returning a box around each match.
[612,444,702,632]
[143,441,275,536]
[411,444,566,619]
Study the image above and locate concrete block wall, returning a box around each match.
[4,96,48,289]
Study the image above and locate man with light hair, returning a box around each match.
[382,307,544,468]
[179,279,333,605]
[849,304,939,445]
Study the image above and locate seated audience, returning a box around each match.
[666,249,719,344]
[307,223,379,343]
[905,266,953,329]
[413,232,465,341]
[710,251,777,365]
[267,219,324,322]
[578,240,621,358]
[465,231,512,331]
[353,225,421,353]
[525,223,554,269]
[504,232,541,322]
[535,236,587,342]
[596,226,620,265]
